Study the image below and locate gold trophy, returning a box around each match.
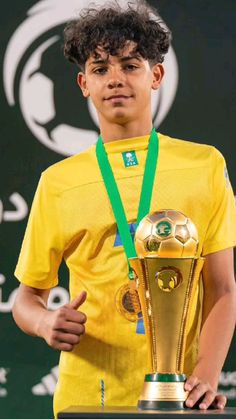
[128,210,204,409]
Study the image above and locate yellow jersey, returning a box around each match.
[15,133,236,416]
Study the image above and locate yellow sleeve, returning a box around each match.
[14,172,64,289]
[202,148,236,256]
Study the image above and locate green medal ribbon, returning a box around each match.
[96,128,159,279]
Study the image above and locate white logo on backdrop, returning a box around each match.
[220,371,236,387]
[0,368,9,397]
[3,0,178,156]
[0,274,18,313]
[32,366,58,396]
[219,371,236,400]
[0,273,69,313]
[0,193,28,223]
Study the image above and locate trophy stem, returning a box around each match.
[138,373,187,410]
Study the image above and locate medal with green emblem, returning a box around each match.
[96,128,159,321]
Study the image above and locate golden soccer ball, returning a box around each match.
[135,210,198,258]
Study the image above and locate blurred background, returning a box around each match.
[0,0,235,418]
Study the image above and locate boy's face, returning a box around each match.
[77,42,164,127]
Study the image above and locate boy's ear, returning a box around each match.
[151,63,164,90]
[77,72,90,97]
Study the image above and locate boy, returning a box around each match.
[13,1,236,417]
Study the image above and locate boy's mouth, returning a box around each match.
[105,94,132,103]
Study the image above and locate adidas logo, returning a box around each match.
[32,366,58,396]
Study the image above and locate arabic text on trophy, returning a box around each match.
[129,210,205,409]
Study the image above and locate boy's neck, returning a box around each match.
[100,119,153,143]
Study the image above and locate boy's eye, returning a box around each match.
[124,64,138,71]
[93,67,107,74]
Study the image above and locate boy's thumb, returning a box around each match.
[69,291,87,310]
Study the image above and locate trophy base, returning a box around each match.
[138,373,187,410]
[138,400,185,410]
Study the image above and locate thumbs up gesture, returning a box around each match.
[41,291,87,351]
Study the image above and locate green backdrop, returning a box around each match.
[0,1,235,418]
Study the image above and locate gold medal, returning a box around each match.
[115,282,142,322]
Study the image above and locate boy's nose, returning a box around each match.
[107,69,125,89]
[107,78,124,88]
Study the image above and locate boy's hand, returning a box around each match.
[39,291,87,351]
[184,375,226,410]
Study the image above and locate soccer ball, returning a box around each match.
[135,210,198,258]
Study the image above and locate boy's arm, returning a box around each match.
[12,284,87,352]
[185,247,236,409]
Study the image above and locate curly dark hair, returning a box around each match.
[64,1,171,70]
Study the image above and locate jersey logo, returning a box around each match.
[122,151,138,167]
